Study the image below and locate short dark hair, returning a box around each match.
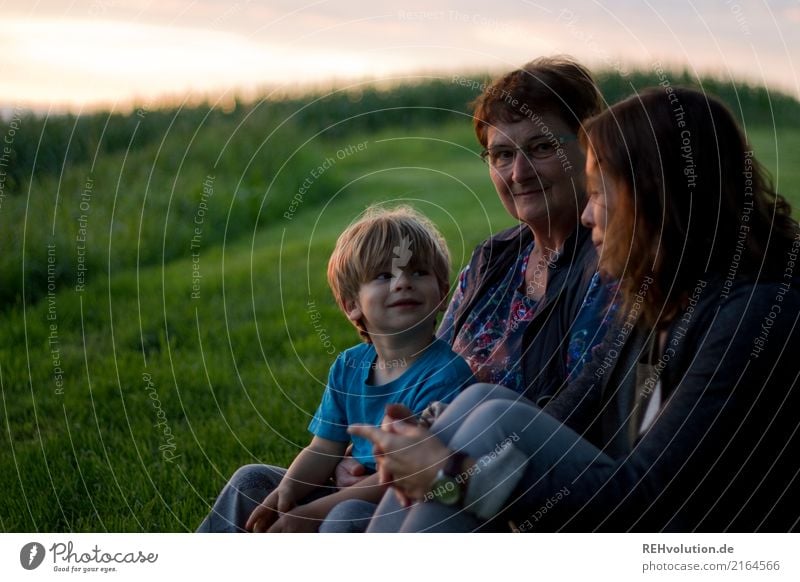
[583,86,798,327]
[472,56,604,147]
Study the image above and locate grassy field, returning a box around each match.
[2,112,800,530]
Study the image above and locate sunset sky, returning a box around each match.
[2,0,799,113]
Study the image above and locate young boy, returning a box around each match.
[246,205,474,533]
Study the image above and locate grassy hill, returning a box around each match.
[1,70,799,531]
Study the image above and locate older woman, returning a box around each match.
[438,56,609,402]
[353,86,800,531]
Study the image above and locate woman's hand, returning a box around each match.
[348,421,451,502]
[336,404,420,489]
[377,403,420,506]
[334,453,368,488]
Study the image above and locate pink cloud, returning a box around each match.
[784,7,800,23]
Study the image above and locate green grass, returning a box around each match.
[1,119,799,531]
[0,111,341,308]
[746,128,800,206]
[0,122,515,531]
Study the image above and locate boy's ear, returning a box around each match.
[437,283,451,312]
[344,298,363,322]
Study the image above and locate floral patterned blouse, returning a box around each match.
[438,240,616,394]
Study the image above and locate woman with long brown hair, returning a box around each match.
[351,86,800,531]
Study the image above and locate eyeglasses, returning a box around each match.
[480,135,576,169]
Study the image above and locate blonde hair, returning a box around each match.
[327,205,451,340]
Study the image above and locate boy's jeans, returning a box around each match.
[196,464,374,533]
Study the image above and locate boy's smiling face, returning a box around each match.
[345,265,448,341]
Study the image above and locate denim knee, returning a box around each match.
[319,500,376,533]
[228,463,285,492]
[454,383,520,412]
[431,383,520,438]
[461,382,507,401]
[447,398,536,452]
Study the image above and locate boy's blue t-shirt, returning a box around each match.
[308,338,475,471]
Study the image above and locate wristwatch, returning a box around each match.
[427,451,469,506]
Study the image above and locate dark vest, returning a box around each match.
[449,224,598,404]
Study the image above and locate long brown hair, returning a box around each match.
[584,86,798,327]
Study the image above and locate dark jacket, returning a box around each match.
[447,224,599,404]
[539,275,800,531]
